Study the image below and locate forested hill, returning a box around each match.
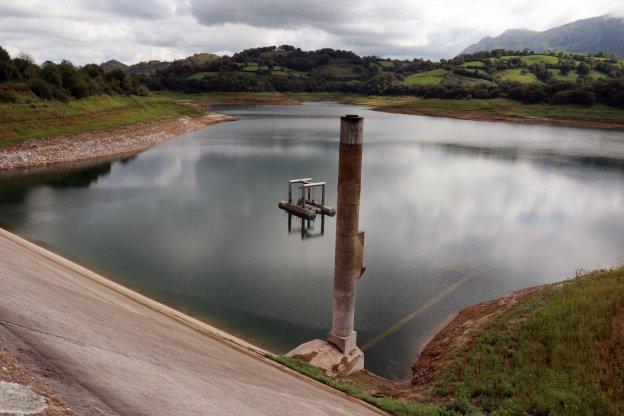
[1,45,624,108]
[461,15,624,57]
[115,45,624,106]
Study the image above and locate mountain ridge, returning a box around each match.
[461,15,624,57]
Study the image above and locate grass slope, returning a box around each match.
[461,61,485,69]
[497,69,540,84]
[0,95,203,148]
[403,69,447,86]
[436,268,624,415]
[268,355,444,416]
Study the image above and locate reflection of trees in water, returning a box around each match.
[431,143,624,172]
[47,163,112,189]
[0,155,136,203]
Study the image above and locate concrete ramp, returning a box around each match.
[0,229,384,416]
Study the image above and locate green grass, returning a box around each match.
[552,70,579,82]
[187,71,217,80]
[379,60,396,69]
[160,91,300,104]
[0,94,204,148]
[240,63,305,77]
[268,355,447,416]
[462,61,485,69]
[519,54,560,65]
[403,69,447,86]
[443,268,624,415]
[496,55,560,65]
[311,60,365,79]
[590,70,608,80]
[497,69,540,84]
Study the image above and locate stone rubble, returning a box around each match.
[0,113,235,170]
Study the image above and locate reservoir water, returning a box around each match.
[1,102,624,379]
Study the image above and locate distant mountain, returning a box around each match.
[100,59,128,72]
[126,60,169,75]
[461,15,624,57]
[101,53,220,75]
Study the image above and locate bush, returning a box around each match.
[0,90,19,103]
[609,90,624,107]
[29,78,69,101]
[507,83,546,103]
[551,89,596,106]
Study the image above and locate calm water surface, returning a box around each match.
[1,103,624,379]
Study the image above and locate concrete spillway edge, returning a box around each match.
[0,227,268,356]
[0,227,388,415]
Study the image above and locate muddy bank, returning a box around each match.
[374,107,624,131]
[0,113,235,171]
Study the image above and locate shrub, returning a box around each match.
[609,90,624,107]
[551,89,596,106]
[0,90,19,103]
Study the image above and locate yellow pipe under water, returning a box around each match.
[361,258,483,352]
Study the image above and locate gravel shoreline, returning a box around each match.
[0,113,235,171]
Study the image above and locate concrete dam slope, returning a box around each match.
[0,229,384,416]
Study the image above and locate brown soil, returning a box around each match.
[0,324,118,415]
[375,107,624,131]
[0,113,235,171]
[0,346,77,415]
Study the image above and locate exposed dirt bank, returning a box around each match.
[374,107,624,131]
[405,285,545,400]
[343,285,546,400]
[0,113,235,171]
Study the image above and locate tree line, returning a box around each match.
[1,45,624,108]
[0,47,147,103]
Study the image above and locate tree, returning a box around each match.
[576,62,591,76]
[551,89,596,106]
[40,61,63,87]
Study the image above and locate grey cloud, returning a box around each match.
[2,0,624,64]
[78,0,177,19]
[189,0,353,29]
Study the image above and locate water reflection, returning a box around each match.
[287,214,326,240]
[432,142,624,172]
[0,159,117,202]
[0,103,623,380]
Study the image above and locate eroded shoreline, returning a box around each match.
[0,113,235,171]
[372,106,624,130]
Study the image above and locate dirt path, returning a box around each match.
[0,229,383,416]
[0,113,235,171]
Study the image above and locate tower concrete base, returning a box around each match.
[286,339,364,377]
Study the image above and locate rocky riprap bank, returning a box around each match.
[0,113,235,171]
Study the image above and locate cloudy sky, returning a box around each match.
[1,0,623,65]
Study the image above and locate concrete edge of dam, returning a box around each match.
[0,226,388,415]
